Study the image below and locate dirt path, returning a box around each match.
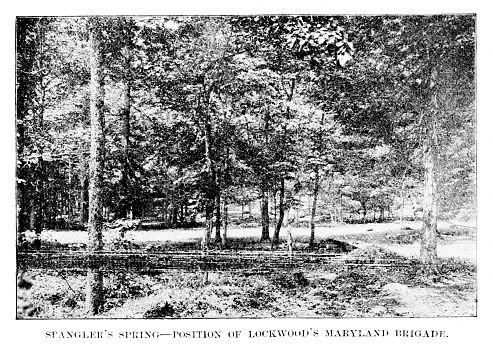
[377,279,477,317]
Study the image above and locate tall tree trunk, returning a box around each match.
[420,68,440,264]
[399,169,408,226]
[67,158,73,223]
[260,183,270,241]
[309,167,320,247]
[180,204,184,223]
[32,157,45,249]
[33,20,48,247]
[215,175,221,243]
[201,88,215,249]
[203,207,213,249]
[16,18,36,242]
[173,205,179,226]
[421,128,438,263]
[339,194,343,222]
[273,178,284,244]
[221,197,228,247]
[79,176,89,224]
[273,189,277,226]
[86,18,105,315]
[118,23,132,219]
[421,125,439,262]
[260,106,271,242]
[16,114,30,241]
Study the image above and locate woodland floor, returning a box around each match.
[16,221,477,319]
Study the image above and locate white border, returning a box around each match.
[2,2,491,349]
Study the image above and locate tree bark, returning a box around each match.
[420,129,438,263]
[79,175,89,224]
[260,183,270,241]
[420,68,440,264]
[273,178,285,244]
[86,18,105,315]
[273,189,277,226]
[17,19,48,248]
[32,156,45,249]
[201,88,215,249]
[221,197,228,247]
[215,176,221,243]
[117,22,132,219]
[421,132,438,263]
[203,206,213,249]
[309,167,320,247]
[399,169,408,226]
[16,18,37,239]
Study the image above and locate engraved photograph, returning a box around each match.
[16,15,476,319]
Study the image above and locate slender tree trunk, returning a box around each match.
[215,175,221,243]
[16,18,36,242]
[161,201,167,220]
[67,158,73,223]
[79,176,89,224]
[32,157,45,249]
[260,183,270,241]
[420,67,440,264]
[273,178,284,244]
[118,23,132,219]
[273,189,277,226]
[78,144,89,225]
[180,204,184,223]
[172,205,178,226]
[309,167,320,247]
[421,134,438,262]
[339,194,343,222]
[221,197,228,247]
[399,169,408,226]
[86,18,105,315]
[201,88,215,249]
[203,207,213,249]
[32,21,48,247]
[421,126,439,263]
[260,106,271,242]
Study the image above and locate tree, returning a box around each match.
[16,17,39,240]
[229,16,353,243]
[320,15,475,262]
[16,18,54,247]
[117,18,134,219]
[86,17,106,314]
[397,16,475,263]
[16,16,475,265]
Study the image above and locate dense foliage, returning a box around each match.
[16,15,475,246]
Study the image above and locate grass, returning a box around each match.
[17,222,477,319]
